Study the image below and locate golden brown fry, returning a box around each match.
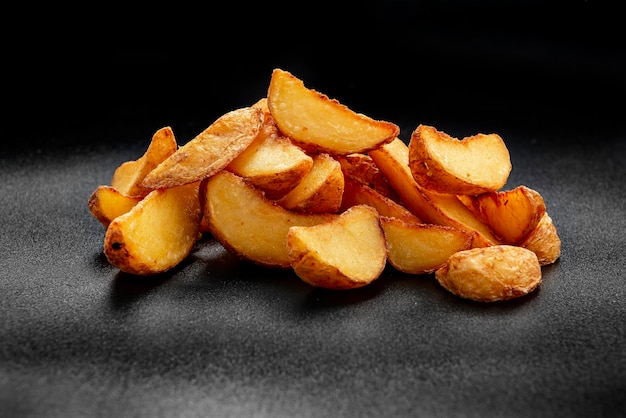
[369,138,501,247]
[111,126,178,197]
[287,205,387,290]
[458,185,546,244]
[435,245,542,302]
[88,185,142,228]
[103,181,202,275]
[381,216,473,274]
[142,107,264,189]
[276,153,344,213]
[408,124,512,195]
[205,171,338,268]
[267,68,399,154]
[520,212,561,265]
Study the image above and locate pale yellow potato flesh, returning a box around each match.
[111,126,178,197]
[205,171,338,268]
[435,245,542,302]
[409,124,512,195]
[520,212,561,265]
[88,185,142,228]
[458,185,546,245]
[142,107,264,189]
[277,153,344,213]
[369,138,501,247]
[227,113,313,199]
[267,68,399,154]
[381,217,473,274]
[287,205,387,290]
[103,181,202,275]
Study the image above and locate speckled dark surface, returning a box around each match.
[2,3,625,417]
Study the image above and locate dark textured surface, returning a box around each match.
[2,2,625,417]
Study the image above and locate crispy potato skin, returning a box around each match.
[520,212,561,265]
[435,245,542,302]
[287,205,387,290]
[88,185,141,228]
[409,124,512,195]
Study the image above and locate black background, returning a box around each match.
[2,1,625,417]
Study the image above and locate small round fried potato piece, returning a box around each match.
[287,205,387,290]
[435,245,541,302]
[409,124,512,195]
[520,212,561,266]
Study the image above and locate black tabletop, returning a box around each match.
[2,2,625,417]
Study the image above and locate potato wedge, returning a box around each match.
[205,171,338,268]
[369,138,501,247]
[458,185,546,244]
[381,217,473,274]
[435,245,542,302]
[287,205,387,290]
[104,181,202,275]
[337,153,399,201]
[142,107,264,189]
[111,126,178,197]
[277,153,344,213]
[88,185,142,228]
[520,212,561,265]
[228,112,313,199]
[409,124,512,195]
[267,68,399,154]
[341,175,422,224]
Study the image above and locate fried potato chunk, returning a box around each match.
[520,212,561,265]
[369,138,501,247]
[111,126,177,197]
[142,107,264,189]
[204,171,338,268]
[381,217,473,274]
[287,205,387,290]
[435,245,542,302]
[88,185,142,228]
[409,124,512,195]
[341,175,421,224]
[267,68,399,154]
[277,153,344,213]
[227,112,313,199]
[458,185,546,244]
[103,182,202,275]
[337,153,399,201]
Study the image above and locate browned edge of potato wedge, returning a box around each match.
[267,68,399,155]
[88,185,142,228]
[104,181,202,275]
[381,216,473,274]
[142,107,264,189]
[205,171,338,268]
[435,245,542,302]
[287,204,387,290]
[519,212,561,265]
[408,124,512,195]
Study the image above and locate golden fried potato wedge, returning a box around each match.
[205,171,338,268]
[103,182,202,275]
[267,68,399,154]
[369,138,501,247]
[381,217,473,275]
[409,124,512,195]
[435,245,541,302]
[458,185,546,244]
[520,212,561,265]
[111,126,177,197]
[88,185,142,228]
[341,175,421,224]
[228,112,313,199]
[142,107,264,189]
[277,153,344,213]
[337,153,399,201]
[287,205,387,290]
